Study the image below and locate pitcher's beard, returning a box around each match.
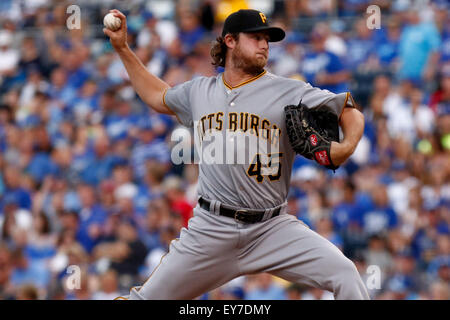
[231,46,267,76]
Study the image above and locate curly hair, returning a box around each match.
[210,33,239,68]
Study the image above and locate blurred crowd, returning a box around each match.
[0,0,448,300]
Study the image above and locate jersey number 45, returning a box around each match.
[246,153,283,183]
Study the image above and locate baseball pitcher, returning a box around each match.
[104,9,369,300]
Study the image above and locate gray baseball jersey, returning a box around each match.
[116,70,369,301]
[164,70,355,209]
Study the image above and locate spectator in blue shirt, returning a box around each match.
[301,25,350,93]
[10,248,50,290]
[148,112,176,140]
[60,49,90,91]
[0,103,12,152]
[375,18,401,69]
[75,184,107,253]
[439,23,450,64]
[24,213,56,280]
[346,18,376,70]
[244,273,287,300]
[138,199,166,252]
[316,216,344,250]
[382,274,416,300]
[427,254,449,283]
[177,10,207,55]
[131,117,170,182]
[287,189,313,229]
[331,180,361,233]
[381,250,421,300]
[339,0,370,17]
[67,79,100,126]
[426,234,450,282]
[357,184,398,236]
[92,55,116,94]
[80,135,122,186]
[398,7,441,82]
[50,146,80,186]
[47,67,77,111]
[1,166,31,211]
[91,88,117,128]
[411,227,437,267]
[103,99,140,142]
[432,0,449,64]
[26,151,57,185]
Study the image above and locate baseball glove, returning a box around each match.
[285,100,340,171]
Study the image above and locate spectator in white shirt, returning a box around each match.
[0,30,19,79]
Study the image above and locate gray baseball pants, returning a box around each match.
[118,204,369,300]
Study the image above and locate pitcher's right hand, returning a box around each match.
[103,9,128,50]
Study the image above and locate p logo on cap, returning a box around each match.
[259,12,267,23]
[221,9,285,42]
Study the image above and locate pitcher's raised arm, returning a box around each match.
[103,9,173,115]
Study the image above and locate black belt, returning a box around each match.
[198,197,281,224]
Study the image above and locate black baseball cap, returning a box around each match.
[221,9,285,42]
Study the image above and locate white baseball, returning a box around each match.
[103,13,121,31]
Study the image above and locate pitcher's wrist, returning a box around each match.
[330,141,353,166]
[114,43,129,53]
